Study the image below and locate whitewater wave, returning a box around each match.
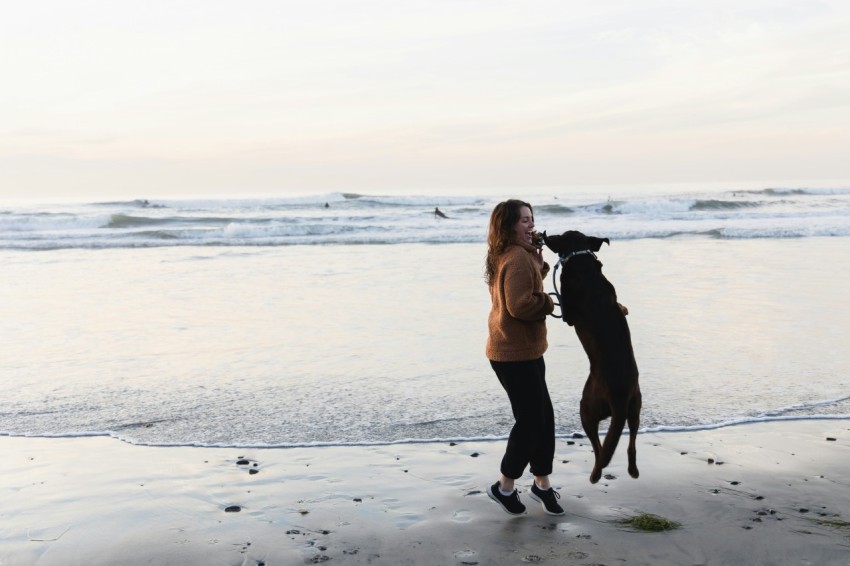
[2,186,849,250]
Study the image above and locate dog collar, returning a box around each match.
[558,249,597,266]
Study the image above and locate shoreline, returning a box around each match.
[3,420,849,565]
[6,412,850,450]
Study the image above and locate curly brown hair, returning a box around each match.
[484,199,534,286]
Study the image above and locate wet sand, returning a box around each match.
[2,419,849,565]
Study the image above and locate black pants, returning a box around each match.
[490,357,555,479]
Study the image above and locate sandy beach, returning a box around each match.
[2,420,849,566]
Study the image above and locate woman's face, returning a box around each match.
[512,206,535,245]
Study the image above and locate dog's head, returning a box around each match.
[541,230,612,326]
[541,230,609,257]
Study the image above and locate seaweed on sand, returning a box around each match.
[812,517,850,530]
[615,512,681,532]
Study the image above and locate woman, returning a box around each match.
[484,199,564,516]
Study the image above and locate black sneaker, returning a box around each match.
[487,482,526,516]
[529,484,565,516]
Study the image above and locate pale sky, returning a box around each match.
[2,0,849,199]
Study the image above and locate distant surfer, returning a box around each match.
[434,207,448,219]
[325,202,330,208]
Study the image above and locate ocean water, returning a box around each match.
[2,184,849,447]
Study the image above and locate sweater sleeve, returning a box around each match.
[502,253,554,321]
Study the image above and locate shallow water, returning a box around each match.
[2,234,849,447]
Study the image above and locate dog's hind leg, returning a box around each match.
[579,399,603,484]
[626,394,641,479]
[590,409,627,484]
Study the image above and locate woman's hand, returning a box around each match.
[618,303,629,316]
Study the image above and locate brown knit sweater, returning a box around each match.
[486,242,554,361]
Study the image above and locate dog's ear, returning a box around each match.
[541,230,559,253]
[587,236,610,251]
